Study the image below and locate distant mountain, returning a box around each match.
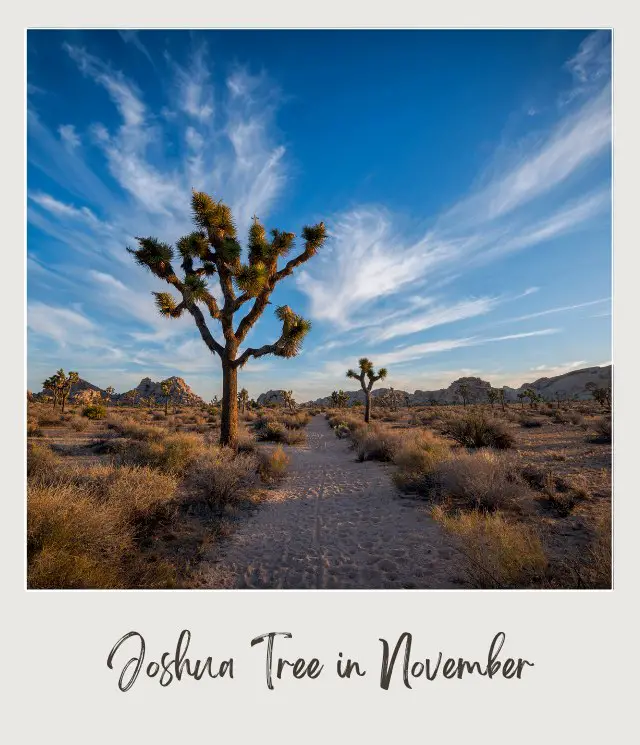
[117,377,205,406]
[301,365,612,406]
[34,375,206,406]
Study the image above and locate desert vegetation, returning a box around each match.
[26,393,303,588]
[325,385,611,589]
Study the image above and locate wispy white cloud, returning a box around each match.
[118,31,156,67]
[58,124,80,149]
[497,297,610,324]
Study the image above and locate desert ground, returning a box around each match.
[26,394,611,590]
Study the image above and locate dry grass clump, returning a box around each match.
[432,505,548,588]
[27,446,178,589]
[437,450,530,512]
[106,417,166,442]
[27,418,44,437]
[352,423,404,462]
[70,416,90,431]
[442,411,515,449]
[519,416,544,428]
[253,414,307,445]
[392,432,451,494]
[258,445,290,482]
[589,416,612,444]
[188,449,258,507]
[520,464,591,516]
[110,431,205,475]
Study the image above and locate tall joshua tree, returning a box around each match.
[128,191,326,449]
[346,358,388,423]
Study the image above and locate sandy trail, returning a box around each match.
[202,415,461,589]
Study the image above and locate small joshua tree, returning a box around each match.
[517,392,526,408]
[455,383,471,407]
[555,389,565,409]
[160,379,173,415]
[487,388,499,409]
[57,370,79,414]
[346,358,388,423]
[522,388,538,408]
[238,388,249,413]
[42,375,59,407]
[128,191,326,449]
[498,387,507,411]
[104,386,115,405]
[282,390,296,411]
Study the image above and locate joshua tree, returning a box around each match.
[282,390,296,411]
[128,191,326,449]
[42,375,59,407]
[330,390,349,408]
[56,370,79,414]
[487,388,499,409]
[522,388,538,408]
[498,387,507,411]
[346,358,388,423]
[590,385,611,409]
[516,392,526,407]
[160,379,174,415]
[455,383,471,407]
[238,387,249,413]
[554,390,565,409]
[104,386,115,405]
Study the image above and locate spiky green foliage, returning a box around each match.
[128,189,326,448]
[273,305,312,358]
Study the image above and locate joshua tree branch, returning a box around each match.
[186,304,225,357]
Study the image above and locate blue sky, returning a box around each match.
[27,30,611,401]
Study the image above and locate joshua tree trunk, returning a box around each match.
[164,397,169,416]
[365,391,372,423]
[221,362,239,449]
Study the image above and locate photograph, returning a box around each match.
[26,28,612,590]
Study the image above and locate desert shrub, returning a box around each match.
[567,412,584,426]
[254,417,286,443]
[237,433,257,453]
[188,449,258,507]
[282,412,311,430]
[111,432,204,474]
[27,463,178,589]
[70,416,90,431]
[436,450,530,511]
[83,404,107,420]
[283,427,306,445]
[107,417,166,442]
[27,442,60,480]
[519,416,544,428]
[352,423,403,462]
[27,418,43,437]
[432,506,548,588]
[520,465,590,516]
[392,432,451,494]
[443,412,515,449]
[589,416,612,444]
[552,410,570,424]
[38,412,63,427]
[258,446,290,482]
[334,423,351,439]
